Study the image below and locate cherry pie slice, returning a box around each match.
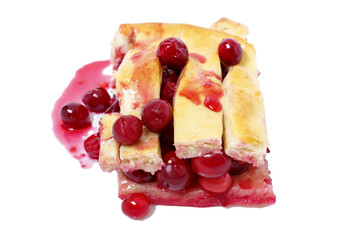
[55,18,275,219]
[104,19,274,206]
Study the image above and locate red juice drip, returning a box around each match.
[179,69,224,112]
[189,53,206,64]
[52,60,111,169]
[203,82,223,112]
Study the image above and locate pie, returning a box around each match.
[56,18,276,219]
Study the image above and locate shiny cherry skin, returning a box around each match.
[161,68,178,89]
[229,160,249,175]
[141,99,173,132]
[60,102,91,129]
[121,193,151,220]
[157,37,188,70]
[191,152,232,178]
[82,87,111,113]
[218,38,242,66]
[199,173,232,194]
[112,115,142,145]
[156,151,193,191]
[124,170,155,183]
[83,132,100,159]
[160,81,177,106]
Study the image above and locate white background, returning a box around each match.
[1,0,359,239]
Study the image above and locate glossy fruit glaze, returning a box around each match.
[52,60,111,168]
[179,69,223,112]
[189,53,206,64]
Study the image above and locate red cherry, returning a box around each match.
[161,68,178,89]
[112,115,142,145]
[83,133,100,159]
[60,102,91,129]
[199,173,232,194]
[157,38,188,70]
[191,152,232,178]
[82,87,111,113]
[229,160,249,175]
[124,170,155,183]
[121,193,151,220]
[141,99,172,132]
[156,151,193,191]
[160,81,177,106]
[218,38,242,66]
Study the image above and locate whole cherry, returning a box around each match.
[60,102,91,129]
[157,37,188,70]
[218,38,243,66]
[156,151,193,191]
[121,193,151,220]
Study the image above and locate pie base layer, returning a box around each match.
[118,161,275,207]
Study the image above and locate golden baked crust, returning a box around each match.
[105,19,268,171]
[99,113,121,172]
[116,41,163,174]
[173,58,223,158]
[113,22,258,76]
[222,65,267,166]
[210,18,249,39]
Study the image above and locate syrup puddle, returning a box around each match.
[51,60,111,168]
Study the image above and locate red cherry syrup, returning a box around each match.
[52,60,111,168]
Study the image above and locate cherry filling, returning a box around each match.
[104,99,120,114]
[124,170,156,183]
[157,37,188,70]
[218,38,243,66]
[191,152,232,178]
[160,121,174,147]
[229,160,249,175]
[121,193,151,220]
[221,63,229,80]
[161,81,177,106]
[156,151,193,191]
[161,68,178,89]
[199,173,232,194]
